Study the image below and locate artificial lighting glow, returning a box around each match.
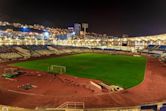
[43,32,50,40]
[43,32,49,37]
[21,26,30,32]
[23,26,27,29]
[72,32,76,35]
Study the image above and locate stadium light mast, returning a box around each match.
[82,23,88,38]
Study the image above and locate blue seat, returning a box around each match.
[141,105,157,111]
[160,106,166,111]
[148,45,155,49]
[159,45,166,51]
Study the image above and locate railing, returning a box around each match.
[56,102,85,109]
[45,102,85,110]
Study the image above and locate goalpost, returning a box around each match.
[48,65,66,74]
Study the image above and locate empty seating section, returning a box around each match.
[0,45,93,62]
[159,45,166,51]
[147,45,166,51]
[147,45,155,49]
[20,45,55,56]
[0,45,133,63]
[0,45,165,63]
[0,46,22,60]
[14,47,31,58]
[0,53,22,60]
[0,46,16,53]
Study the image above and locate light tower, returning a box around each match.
[82,23,88,38]
[74,23,81,35]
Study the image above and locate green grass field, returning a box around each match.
[12,53,146,88]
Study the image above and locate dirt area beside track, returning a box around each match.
[0,56,166,109]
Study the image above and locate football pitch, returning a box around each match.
[12,53,146,88]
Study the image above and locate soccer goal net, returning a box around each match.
[48,65,66,74]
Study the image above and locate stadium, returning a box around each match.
[0,21,166,111]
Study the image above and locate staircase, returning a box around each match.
[14,47,31,58]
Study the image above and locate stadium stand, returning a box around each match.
[142,45,166,55]
[147,45,166,51]
[14,46,31,58]
[19,45,53,57]
[141,104,157,111]
[0,46,23,60]
[160,106,166,111]
[0,45,95,62]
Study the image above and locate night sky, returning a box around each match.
[0,0,166,36]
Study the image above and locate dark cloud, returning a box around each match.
[0,0,166,36]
